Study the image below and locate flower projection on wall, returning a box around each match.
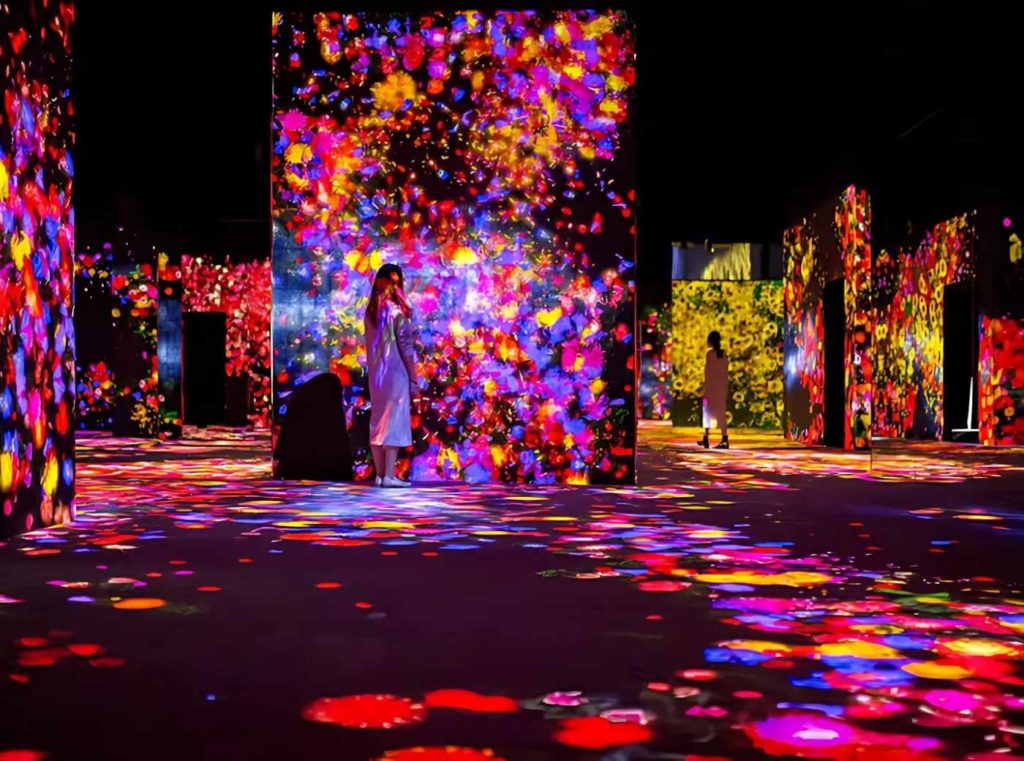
[0,1,76,536]
[979,216,1024,445]
[75,231,162,438]
[157,253,183,436]
[782,186,872,449]
[838,187,872,450]
[979,315,1024,444]
[638,306,670,420]
[182,257,272,427]
[670,281,783,429]
[874,214,975,439]
[272,11,637,483]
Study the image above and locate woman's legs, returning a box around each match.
[715,423,729,449]
[381,446,412,487]
[384,446,399,479]
[370,445,385,481]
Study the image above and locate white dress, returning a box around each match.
[365,303,415,447]
[702,349,729,428]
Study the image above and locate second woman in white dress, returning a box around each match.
[701,330,729,449]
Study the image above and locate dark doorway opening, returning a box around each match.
[943,281,979,442]
[824,278,845,448]
[183,312,227,426]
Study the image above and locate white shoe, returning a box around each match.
[382,476,412,488]
[374,476,383,487]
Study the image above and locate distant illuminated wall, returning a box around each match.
[75,230,161,438]
[639,306,671,420]
[672,242,783,281]
[0,1,75,536]
[157,253,183,436]
[182,257,271,427]
[782,186,872,449]
[979,215,1024,445]
[671,281,783,428]
[874,214,975,439]
[271,10,637,483]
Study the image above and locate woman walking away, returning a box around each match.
[700,330,729,449]
[364,264,418,487]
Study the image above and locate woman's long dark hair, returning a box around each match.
[708,330,724,359]
[366,264,411,325]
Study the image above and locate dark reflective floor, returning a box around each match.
[1,425,1023,760]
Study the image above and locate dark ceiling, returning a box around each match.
[75,1,1020,307]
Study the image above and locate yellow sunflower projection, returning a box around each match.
[671,281,784,428]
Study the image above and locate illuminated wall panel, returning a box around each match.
[782,186,872,449]
[874,214,975,439]
[0,1,75,536]
[271,10,637,483]
[979,215,1024,445]
[157,253,183,436]
[838,188,872,450]
[182,256,272,428]
[75,231,161,438]
[670,281,783,429]
[639,306,671,420]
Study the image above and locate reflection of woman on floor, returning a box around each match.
[364,264,418,488]
[701,330,729,449]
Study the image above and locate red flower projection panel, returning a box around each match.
[979,217,1024,446]
[782,186,872,450]
[979,315,1024,445]
[874,214,975,440]
[181,257,272,428]
[838,187,872,451]
[0,1,75,536]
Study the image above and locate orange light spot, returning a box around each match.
[378,749,503,761]
[112,598,167,611]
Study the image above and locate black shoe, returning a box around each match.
[699,434,709,449]
[714,438,729,450]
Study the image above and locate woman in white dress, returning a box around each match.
[364,264,418,487]
[701,330,729,449]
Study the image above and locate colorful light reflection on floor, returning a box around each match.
[1,427,1023,759]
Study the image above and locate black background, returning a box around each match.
[75,1,1020,310]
